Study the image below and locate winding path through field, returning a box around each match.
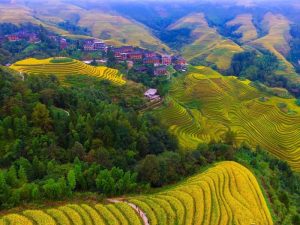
[108,198,149,225]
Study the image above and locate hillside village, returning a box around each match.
[2,31,68,50]
[1,27,187,77]
[82,39,187,76]
[1,26,188,105]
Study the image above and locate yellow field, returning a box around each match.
[10,58,126,85]
[168,13,243,70]
[156,66,300,171]
[0,161,273,225]
[226,14,258,43]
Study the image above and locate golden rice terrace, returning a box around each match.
[156,66,300,171]
[0,162,273,225]
[10,58,126,85]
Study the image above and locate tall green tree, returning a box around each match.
[6,166,18,187]
[137,155,161,187]
[18,166,28,185]
[31,103,52,131]
[0,171,9,205]
[67,170,76,191]
[96,169,115,195]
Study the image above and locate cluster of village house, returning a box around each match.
[2,32,187,75]
[82,40,188,101]
[2,32,68,49]
[82,39,187,76]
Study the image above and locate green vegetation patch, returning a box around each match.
[50,58,74,63]
[183,100,202,109]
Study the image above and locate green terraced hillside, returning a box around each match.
[156,66,300,171]
[167,13,243,70]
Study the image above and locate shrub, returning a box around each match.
[50,58,73,63]
[277,102,287,108]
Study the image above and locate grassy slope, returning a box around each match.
[0,3,39,24]
[155,66,300,171]
[0,3,81,37]
[226,14,258,43]
[250,13,298,79]
[19,1,169,52]
[10,57,126,85]
[0,161,273,225]
[0,2,169,51]
[78,11,170,52]
[168,13,243,70]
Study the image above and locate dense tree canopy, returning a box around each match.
[0,67,181,208]
[228,50,300,97]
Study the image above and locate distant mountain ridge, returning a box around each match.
[1,0,300,79]
[0,0,169,52]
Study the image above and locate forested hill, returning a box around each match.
[0,66,181,208]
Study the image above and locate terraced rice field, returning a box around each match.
[168,13,243,70]
[10,58,126,85]
[0,162,273,225]
[156,66,300,171]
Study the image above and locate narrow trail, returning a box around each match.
[108,199,150,225]
[62,109,70,116]
[19,72,24,81]
[139,99,163,113]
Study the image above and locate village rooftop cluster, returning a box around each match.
[83,39,188,76]
[1,28,188,105]
[3,32,68,50]
[2,28,187,78]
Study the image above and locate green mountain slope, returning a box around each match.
[155,66,300,171]
[250,13,298,79]
[226,14,258,43]
[0,3,75,36]
[0,1,169,51]
[168,13,243,70]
